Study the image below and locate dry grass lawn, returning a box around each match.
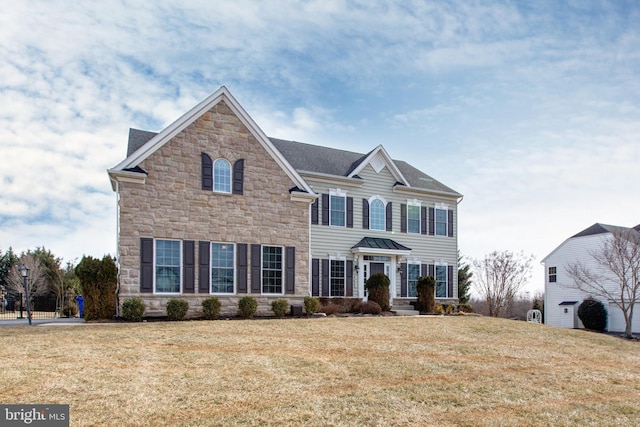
[1,316,639,426]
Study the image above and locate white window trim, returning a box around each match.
[210,242,236,295]
[329,256,347,297]
[407,199,422,234]
[153,238,182,295]
[329,188,347,227]
[368,195,387,231]
[261,245,285,295]
[213,158,232,194]
[434,262,448,299]
[434,205,448,237]
[407,261,421,298]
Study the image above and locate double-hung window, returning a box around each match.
[435,208,447,236]
[407,204,420,234]
[369,198,385,231]
[548,267,557,283]
[211,243,234,293]
[407,263,420,298]
[330,191,346,227]
[214,159,231,193]
[155,239,181,293]
[330,259,346,296]
[435,265,447,298]
[262,246,283,294]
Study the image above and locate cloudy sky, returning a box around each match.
[1,1,639,293]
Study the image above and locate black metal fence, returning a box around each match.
[0,292,78,320]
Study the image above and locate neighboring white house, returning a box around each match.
[542,223,640,333]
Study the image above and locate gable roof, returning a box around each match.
[543,222,640,263]
[271,138,461,196]
[109,86,314,195]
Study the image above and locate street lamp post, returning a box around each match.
[18,265,32,325]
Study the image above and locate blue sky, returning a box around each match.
[1,1,639,294]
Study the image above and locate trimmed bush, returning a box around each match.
[304,296,321,315]
[202,297,221,320]
[271,299,289,318]
[121,297,145,322]
[166,299,189,321]
[75,255,118,320]
[416,276,436,313]
[365,273,390,311]
[319,303,345,315]
[238,296,258,318]
[578,298,608,331]
[458,303,473,313]
[356,300,382,315]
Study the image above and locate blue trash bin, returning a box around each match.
[76,296,84,318]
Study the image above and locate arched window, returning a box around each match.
[370,198,385,230]
[213,159,231,193]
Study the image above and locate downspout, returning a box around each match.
[114,180,121,318]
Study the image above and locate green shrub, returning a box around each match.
[75,255,118,320]
[304,296,321,315]
[202,297,221,320]
[62,302,78,318]
[416,276,436,313]
[578,298,607,331]
[238,296,258,318]
[365,273,390,311]
[271,299,289,318]
[166,298,189,321]
[121,298,145,322]
[356,300,382,315]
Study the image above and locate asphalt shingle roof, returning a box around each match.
[125,129,460,195]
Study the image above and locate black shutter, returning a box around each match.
[285,247,295,294]
[251,244,261,293]
[448,265,454,299]
[183,241,195,293]
[346,197,353,228]
[321,259,329,296]
[232,159,244,195]
[421,264,429,279]
[311,199,319,225]
[311,258,320,296]
[140,238,153,293]
[448,210,454,237]
[322,194,329,226]
[400,262,407,297]
[346,260,353,297]
[362,199,369,229]
[400,204,407,233]
[428,264,434,278]
[201,153,213,190]
[386,202,393,231]
[428,207,435,235]
[237,243,248,293]
[198,241,210,293]
[421,207,427,235]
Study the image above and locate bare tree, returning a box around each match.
[6,254,49,304]
[472,250,535,317]
[565,228,640,338]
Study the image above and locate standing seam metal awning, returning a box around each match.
[350,237,412,255]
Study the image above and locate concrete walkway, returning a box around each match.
[0,317,86,327]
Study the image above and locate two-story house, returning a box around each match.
[108,86,462,317]
[543,223,640,333]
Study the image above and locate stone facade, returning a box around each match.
[117,101,310,317]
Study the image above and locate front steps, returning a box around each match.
[391,308,421,316]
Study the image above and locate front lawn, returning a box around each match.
[1,316,639,426]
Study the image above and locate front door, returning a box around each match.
[370,262,385,276]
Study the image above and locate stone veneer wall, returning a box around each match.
[117,101,310,317]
